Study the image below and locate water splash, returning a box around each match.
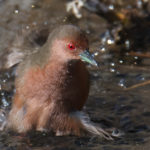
[118,79,126,88]
[101,30,115,45]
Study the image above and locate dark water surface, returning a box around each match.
[0,0,150,150]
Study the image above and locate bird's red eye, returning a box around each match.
[67,43,76,50]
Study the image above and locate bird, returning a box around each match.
[7,24,112,140]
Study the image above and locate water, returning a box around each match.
[0,0,150,149]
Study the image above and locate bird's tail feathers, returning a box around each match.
[71,111,113,140]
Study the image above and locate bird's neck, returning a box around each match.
[43,58,82,77]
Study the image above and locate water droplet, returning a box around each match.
[1,97,9,107]
[118,79,126,88]
[86,30,90,34]
[137,0,142,8]
[31,4,35,8]
[101,30,109,44]
[14,9,19,14]
[110,62,115,67]
[141,77,145,81]
[2,79,6,83]
[5,72,10,78]
[1,92,4,96]
[93,51,99,56]
[110,68,115,73]
[100,47,106,52]
[0,111,5,123]
[63,17,67,23]
[125,40,130,49]
[107,38,115,45]
[108,5,114,10]
[119,60,123,64]
[26,25,30,29]
[101,30,115,45]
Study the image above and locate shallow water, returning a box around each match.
[0,0,150,150]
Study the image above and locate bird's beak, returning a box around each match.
[79,49,98,66]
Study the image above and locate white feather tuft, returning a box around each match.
[71,111,113,140]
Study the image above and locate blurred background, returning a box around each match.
[0,0,150,149]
